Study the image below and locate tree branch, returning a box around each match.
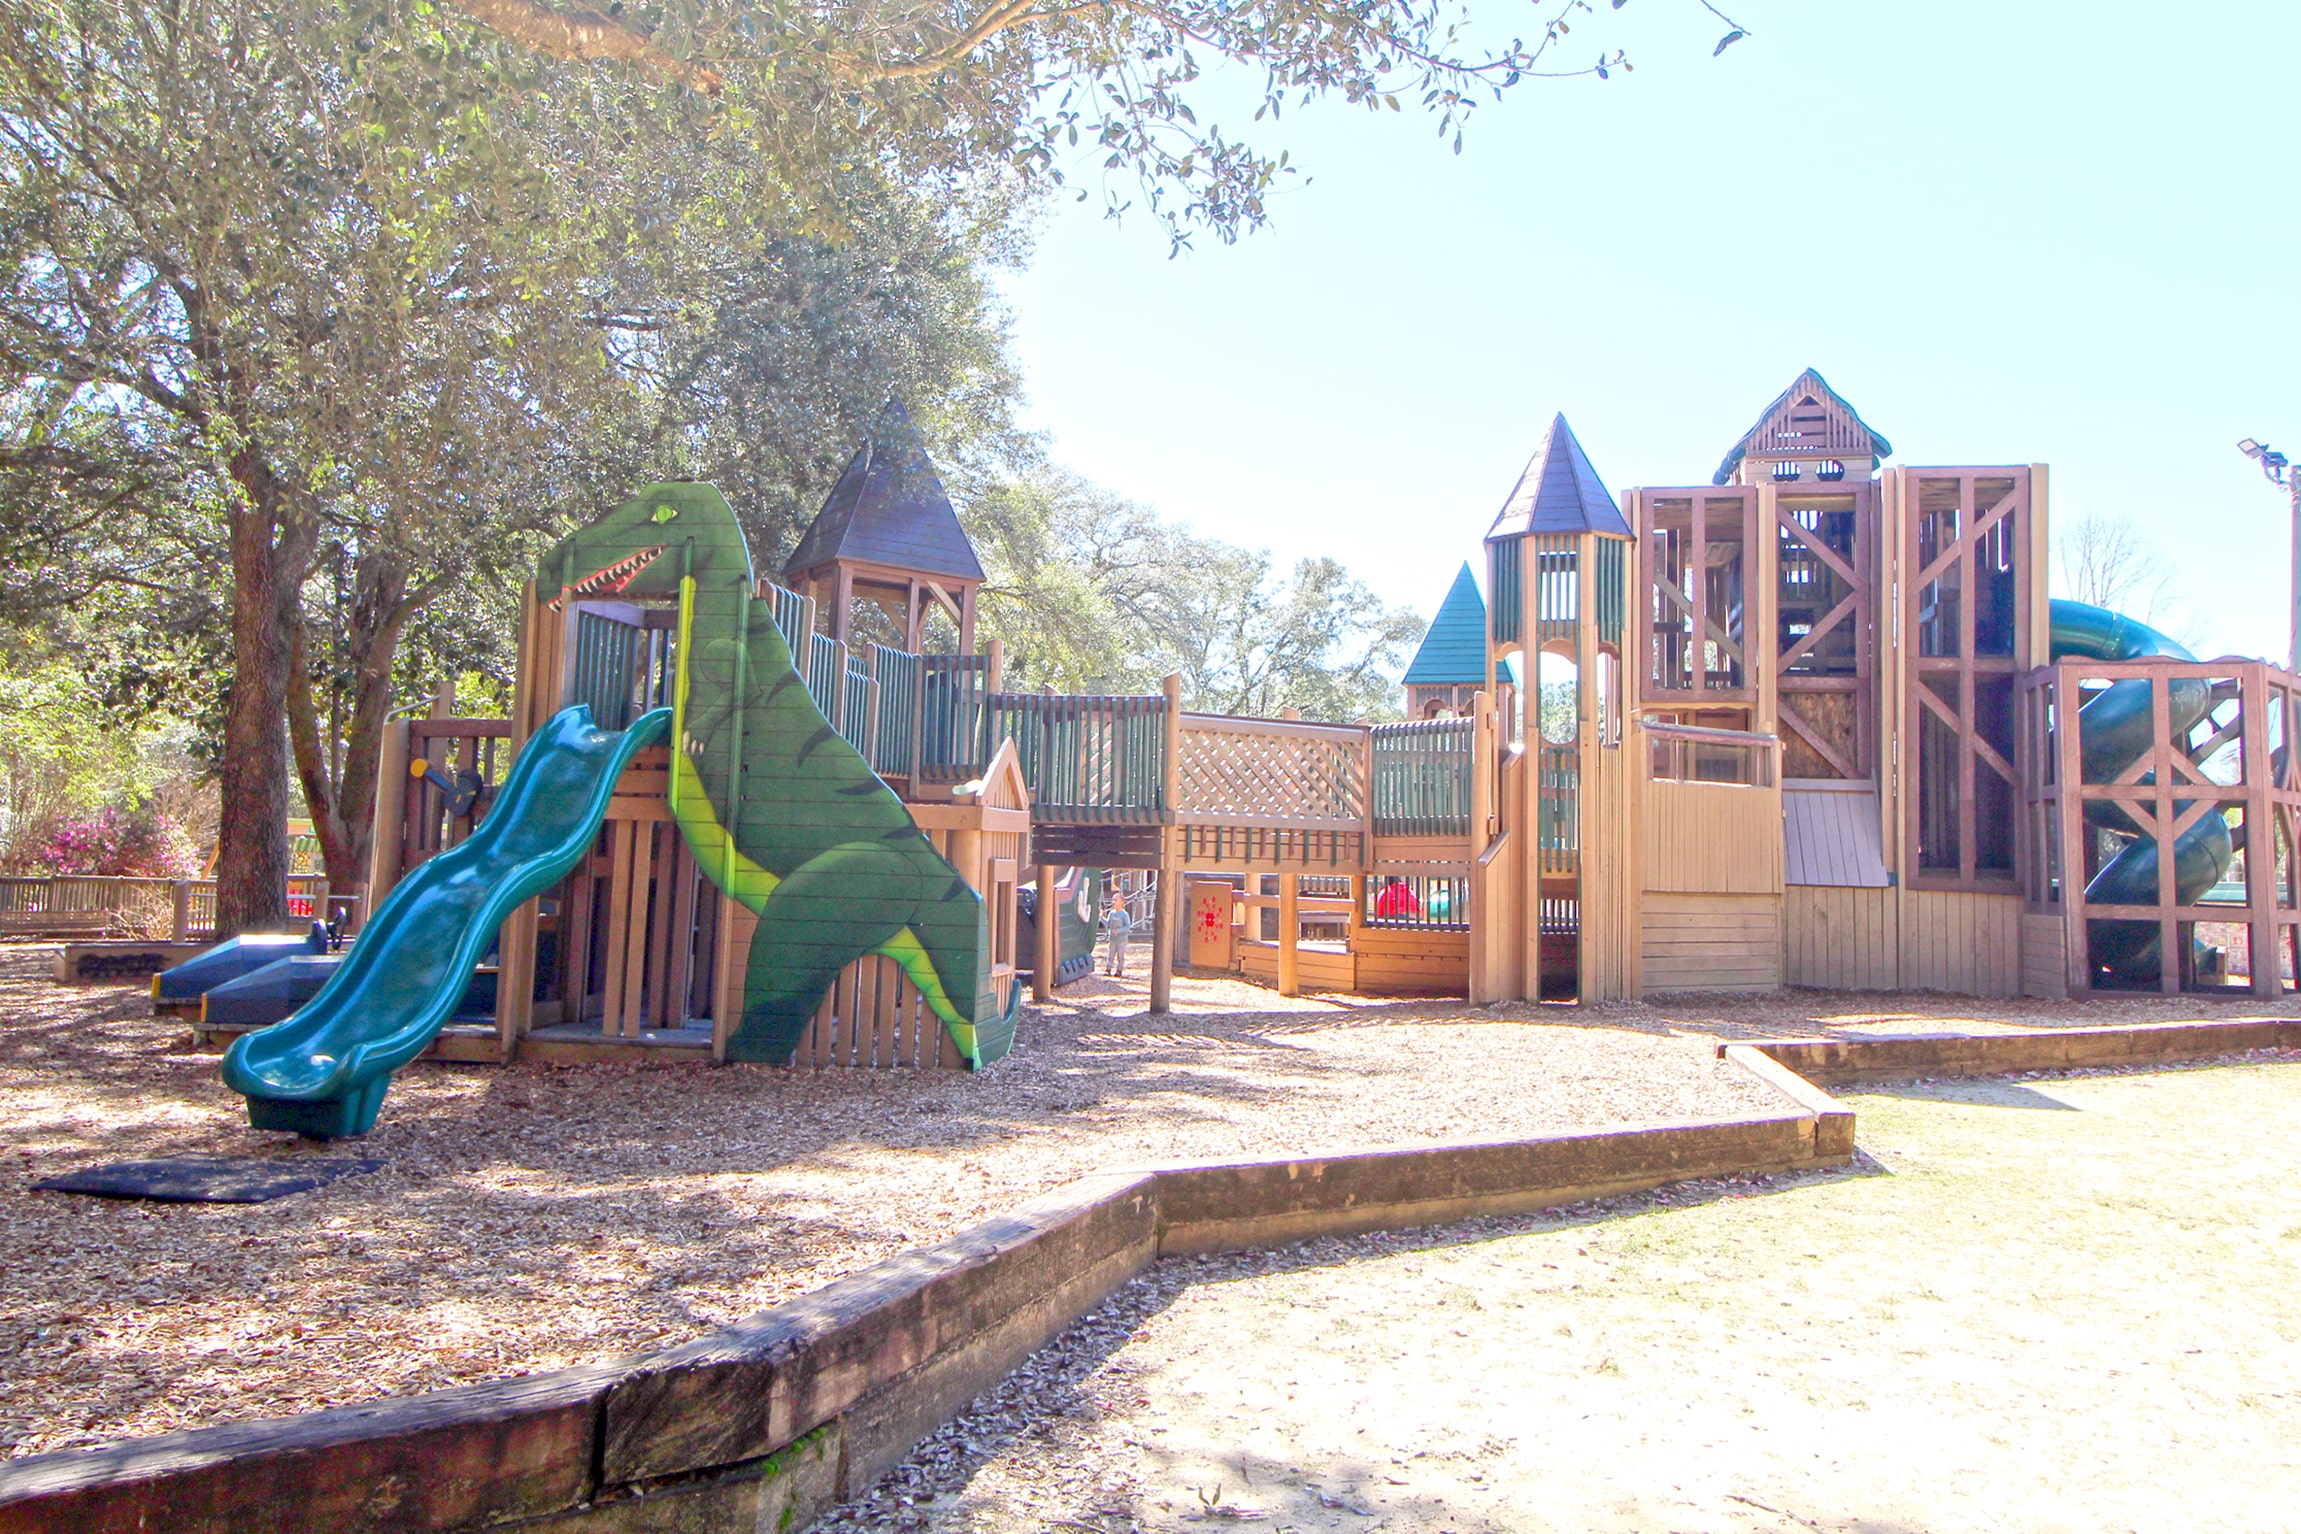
[436,0,725,94]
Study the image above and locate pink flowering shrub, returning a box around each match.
[39,807,200,878]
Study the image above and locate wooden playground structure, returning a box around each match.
[343,373,2295,1072]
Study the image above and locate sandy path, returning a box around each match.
[831,1056,2301,1534]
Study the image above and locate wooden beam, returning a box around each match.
[2153,669,2179,993]
[1151,673,1182,1014]
[832,565,854,649]
[1033,862,1058,1002]
[617,817,657,1034]
[598,821,636,1035]
[1277,873,1300,997]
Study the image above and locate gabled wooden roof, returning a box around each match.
[1486,414,1632,540]
[1712,368,1893,486]
[785,399,985,584]
[1403,563,1489,685]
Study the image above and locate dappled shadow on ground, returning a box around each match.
[0,944,1772,1457]
[13,924,2260,1463]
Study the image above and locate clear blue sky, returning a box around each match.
[995,0,2301,664]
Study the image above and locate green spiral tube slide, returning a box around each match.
[222,705,670,1137]
[2049,598,2234,983]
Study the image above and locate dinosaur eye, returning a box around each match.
[651,505,677,523]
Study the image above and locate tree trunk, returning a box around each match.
[212,462,317,939]
[286,551,415,908]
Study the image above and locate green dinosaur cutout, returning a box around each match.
[537,483,1018,1066]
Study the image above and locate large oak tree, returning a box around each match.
[2,0,1720,932]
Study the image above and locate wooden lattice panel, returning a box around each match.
[1176,718,1366,828]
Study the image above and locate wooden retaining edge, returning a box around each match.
[1728,1018,2301,1087]
[0,1060,1847,1534]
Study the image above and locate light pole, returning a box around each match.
[2237,438,2300,673]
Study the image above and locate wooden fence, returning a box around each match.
[0,875,348,941]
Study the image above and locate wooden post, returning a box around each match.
[1468,690,1497,1001]
[1033,863,1059,1001]
[366,719,411,914]
[1573,531,1596,1003]
[1883,468,1909,989]
[496,583,542,1049]
[2151,672,2180,993]
[711,896,756,1062]
[986,637,1004,692]
[170,880,191,944]
[959,585,977,655]
[2057,661,2091,996]
[1750,485,1776,740]
[1151,672,1182,1014]
[2242,662,2280,997]
[1276,873,1300,997]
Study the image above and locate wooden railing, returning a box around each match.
[919,654,993,782]
[1362,871,1471,930]
[1537,745,1579,875]
[805,630,845,722]
[1645,722,1778,788]
[1176,712,1367,830]
[1369,718,1475,837]
[402,718,515,870]
[870,645,921,778]
[989,692,1168,824]
[758,581,944,781]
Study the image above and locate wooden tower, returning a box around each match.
[1629,368,2053,997]
[1477,414,1639,1003]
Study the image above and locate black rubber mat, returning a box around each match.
[30,1157,382,1204]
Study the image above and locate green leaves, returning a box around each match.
[422,0,1698,248]
[966,466,1424,720]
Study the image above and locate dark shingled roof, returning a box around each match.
[785,400,985,584]
[1402,563,1489,686]
[1711,367,1893,486]
[1485,414,1632,540]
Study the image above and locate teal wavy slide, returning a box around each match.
[223,705,671,1137]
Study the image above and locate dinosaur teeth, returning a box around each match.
[545,545,667,610]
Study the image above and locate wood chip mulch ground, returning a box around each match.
[1,945,2284,1460]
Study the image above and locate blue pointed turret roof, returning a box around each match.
[1485,413,1631,540]
[1403,563,1489,686]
